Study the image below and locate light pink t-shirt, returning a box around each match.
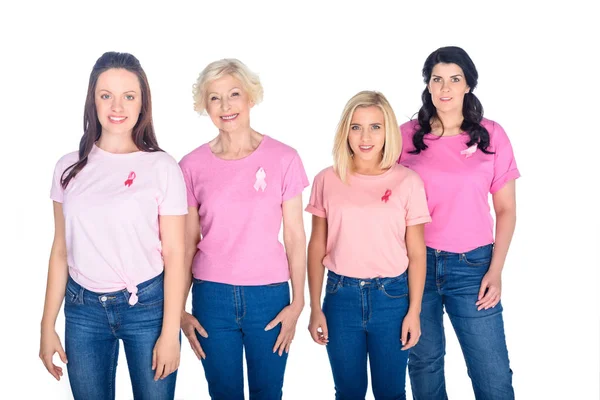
[399,118,520,253]
[50,144,188,304]
[179,135,309,285]
[305,164,431,279]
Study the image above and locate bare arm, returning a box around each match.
[307,215,327,310]
[490,180,517,274]
[183,207,201,305]
[39,202,69,380]
[265,194,307,355]
[180,206,208,360]
[152,214,186,380]
[158,214,187,338]
[401,223,427,350]
[476,180,517,310]
[307,215,329,344]
[41,202,69,331]
[282,194,307,310]
[406,224,427,315]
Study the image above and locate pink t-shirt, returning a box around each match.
[305,164,431,279]
[179,135,309,285]
[399,118,520,253]
[50,144,188,304]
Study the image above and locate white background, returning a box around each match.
[1,1,598,399]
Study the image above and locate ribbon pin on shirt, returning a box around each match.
[124,171,136,187]
[254,167,267,192]
[381,189,392,203]
[460,144,477,158]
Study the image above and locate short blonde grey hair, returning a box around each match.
[333,91,401,183]
[192,58,263,115]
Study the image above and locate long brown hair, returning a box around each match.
[61,52,162,188]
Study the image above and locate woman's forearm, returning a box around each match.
[407,251,426,314]
[307,246,326,310]
[285,231,307,309]
[162,247,187,338]
[41,253,69,331]
[489,208,516,273]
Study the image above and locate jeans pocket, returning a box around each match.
[64,281,80,305]
[380,276,409,299]
[135,282,164,307]
[461,245,493,267]
[325,277,340,294]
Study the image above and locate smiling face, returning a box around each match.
[348,106,386,167]
[95,68,142,136]
[428,62,470,115]
[205,74,254,132]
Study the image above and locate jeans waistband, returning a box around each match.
[67,272,164,305]
[327,270,407,287]
[426,243,493,257]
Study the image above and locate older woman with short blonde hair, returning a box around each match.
[180,58,309,399]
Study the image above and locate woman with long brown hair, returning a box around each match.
[39,52,188,400]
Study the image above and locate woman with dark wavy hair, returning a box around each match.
[39,52,187,400]
[399,46,519,399]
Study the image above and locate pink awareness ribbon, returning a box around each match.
[381,189,392,203]
[124,171,136,187]
[254,167,267,192]
[460,144,477,158]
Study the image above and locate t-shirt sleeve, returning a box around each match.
[50,156,71,203]
[158,156,189,216]
[398,120,417,164]
[406,174,431,226]
[179,158,199,208]
[282,151,310,202]
[490,122,521,194]
[305,171,326,218]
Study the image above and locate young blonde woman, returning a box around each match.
[306,91,430,400]
[179,59,308,399]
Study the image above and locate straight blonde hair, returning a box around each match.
[192,58,263,115]
[333,91,401,182]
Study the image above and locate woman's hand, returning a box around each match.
[308,309,329,345]
[181,311,208,360]
[401,310,421,350]
[39,328,67,381]
[265,303,303,356]
[476,269,502,311]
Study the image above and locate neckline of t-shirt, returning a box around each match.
[92,143,144,158]
[206,134,268,162]
[351,163,397,180]
[424,132,468,140]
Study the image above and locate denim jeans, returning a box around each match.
[323,270,411,400]
[64,272,176,400]
[192,279,290,400]
[408,244,514,400]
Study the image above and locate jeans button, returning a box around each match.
[436,249,441,253]
[100,296,107,302]
[360,281,365,286]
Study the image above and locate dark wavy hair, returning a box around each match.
[409,46,493,155]
[61,52,162,188]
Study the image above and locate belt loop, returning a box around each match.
[339,275,344,287]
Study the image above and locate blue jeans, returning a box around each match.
[64,273,176,400]
[323,270,410,400]
[192,279,290,400]
[408,244,514,400]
